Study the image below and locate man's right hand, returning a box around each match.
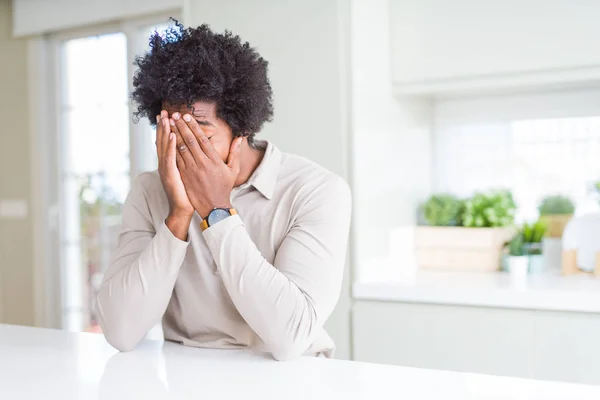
[157,110,194,240]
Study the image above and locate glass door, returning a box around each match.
[58,32,130,332]
[54,16,177,333]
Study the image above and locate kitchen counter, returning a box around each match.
[2,324,600,399]
[353,270,600,313]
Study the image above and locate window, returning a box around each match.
[511,116,600,221]
[51,16,179,332]
[59,32,130,332]
[433,90,600,224]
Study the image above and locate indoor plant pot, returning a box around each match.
[522,220,547,274]
[507,233,528,283]
[416,191,516,272]
[508,256,529,281]
[539,214,573,238]
[538,196,575,238]
[416,226,515,271]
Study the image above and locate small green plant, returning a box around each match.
[522,220,547,243]
[423,194,465,226]
[461,190,516,228]
[538,195,575,216]
[522,219,547,255]
[508,233,525,256]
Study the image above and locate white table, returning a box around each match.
[1,324,600,399]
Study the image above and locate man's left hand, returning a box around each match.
[171,112,243,219]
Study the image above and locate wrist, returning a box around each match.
[168,208,194,221]
[199,202,232,220]
[165,213,193,241]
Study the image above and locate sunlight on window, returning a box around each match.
[511,116,600,221]
[60,32,129,332]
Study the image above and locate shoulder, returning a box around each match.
[127,170,166,208]
[279,152,351,209]
[124,170,168,224]
[130,170,162,195]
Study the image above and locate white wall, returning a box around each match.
[185,0,353,359]
[0,0,36,326]
[391,0,600,84]
[350,0,433,280]
[12,0,182,36]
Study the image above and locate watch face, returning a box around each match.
[207,208,231,227]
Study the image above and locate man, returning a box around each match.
[96,22,351,361]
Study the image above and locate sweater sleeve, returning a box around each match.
[202,177,352,360]
[96,173,189,351]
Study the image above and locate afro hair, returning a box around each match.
[132,20,274,144]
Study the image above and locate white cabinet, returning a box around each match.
[391,0,600,94]
[533,312,600,384]
[353,300,600,385]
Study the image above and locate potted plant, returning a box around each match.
[423,194,464,226]
[522,219,547,274]
[462,190,517,228]
[538,195,575,238]
[507,233,528,281]
[416,190,517,272]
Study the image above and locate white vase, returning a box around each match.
[562,212,600,272]
[508,256,529,285]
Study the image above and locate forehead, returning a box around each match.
[162,101,216,117]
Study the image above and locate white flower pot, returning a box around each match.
[508,256,529,285]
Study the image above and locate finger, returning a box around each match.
[173,112,205,163]
[182,113,220,160]
[170,119,184,147]
[171,123,186,168]
[175,147,185,169]
[160,115,171,160]
[227,136,244,174]
[155,115,162,157]
[165,132,177,172]
[170,119,194,166]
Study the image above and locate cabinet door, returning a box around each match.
[353,301,535,378]
[391,0,600,85]
[533,311,600,385]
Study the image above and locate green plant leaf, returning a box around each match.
[422,194,465,226]
[538,195,575,215]
[461,190,517,228]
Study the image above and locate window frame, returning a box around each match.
[32,10,180,330]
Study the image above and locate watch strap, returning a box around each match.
[200,208,237,231]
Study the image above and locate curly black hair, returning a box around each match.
[132,20,274,144]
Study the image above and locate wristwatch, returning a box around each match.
[200,208,237,231]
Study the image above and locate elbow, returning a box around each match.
[102,325,140,352]
[96,298,140,352]
[270,339,310,361]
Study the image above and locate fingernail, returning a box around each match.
[183,114,191,122]
[172,112,180,120]
[170,119,175,126]
[170,133,174,140]
[238,139,242,148]
[156,115,160,123]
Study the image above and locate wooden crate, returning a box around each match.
[415,226,515,272]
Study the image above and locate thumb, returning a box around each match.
[227,137,243,174]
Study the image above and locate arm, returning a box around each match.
[96,112,194,351]
[95,174,190,351]
[203,177,352,361]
